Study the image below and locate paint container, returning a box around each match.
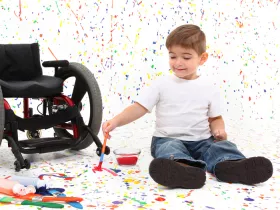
[113,148,141,166]
[9,175,51,189]
[0,178,27,196]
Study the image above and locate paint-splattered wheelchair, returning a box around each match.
[0,43,110,171]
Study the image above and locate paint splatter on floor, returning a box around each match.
[0,119,279,209]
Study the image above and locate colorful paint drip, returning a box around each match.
[0,0,279,209]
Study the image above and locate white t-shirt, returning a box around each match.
[135,74,223,141]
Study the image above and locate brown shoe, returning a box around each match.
[149,158,206,189]
[215,157,273,185]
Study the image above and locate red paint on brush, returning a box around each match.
[116,156,138,165]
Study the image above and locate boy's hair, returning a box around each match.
[166,24,206,55]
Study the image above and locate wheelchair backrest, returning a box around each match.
[0,43,42,81]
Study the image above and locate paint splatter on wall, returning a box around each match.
[1,0,279,124]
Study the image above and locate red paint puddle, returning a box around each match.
[94,162,103,171]
[116,156,138,165]
[155,197,166,202]
[92,166,118,176]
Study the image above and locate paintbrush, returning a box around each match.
[48,189,83,209]
[17,194,83,203]
[94,132,109,171]
[0,196,64,208]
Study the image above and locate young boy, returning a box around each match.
[102,24,273,189]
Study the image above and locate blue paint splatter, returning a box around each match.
[112,201,123,204]
[245,197,254,201]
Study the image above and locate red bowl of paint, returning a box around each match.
[113,148,141,166]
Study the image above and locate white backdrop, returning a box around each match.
[1,0,280,138]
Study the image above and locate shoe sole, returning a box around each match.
[215,157,273,185]
[149,158,206,189]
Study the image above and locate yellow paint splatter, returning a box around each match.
[177,194,186,198]
[244,82,249,88]
[134,180,140,184]
[124,178,134,183]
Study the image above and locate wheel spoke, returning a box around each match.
[71,78,87,105]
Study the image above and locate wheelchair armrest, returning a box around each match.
[42,60,69,68]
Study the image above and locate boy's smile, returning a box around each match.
[168,45,208,80]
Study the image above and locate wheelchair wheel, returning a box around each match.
[14,160,21,172]
[54,63,102,150]
[24,159,31,169]
[96,146,110,156]
[0,86,4,143]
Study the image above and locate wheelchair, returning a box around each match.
[0,43,110,171]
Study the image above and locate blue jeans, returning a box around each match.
[151,136,246,174]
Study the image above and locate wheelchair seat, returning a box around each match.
[0,43,63,97]
[0,43,110,171]
[0,75,63,98]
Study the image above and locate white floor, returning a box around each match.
[0,116,279,210]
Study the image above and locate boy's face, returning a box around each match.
[168,45,208,80]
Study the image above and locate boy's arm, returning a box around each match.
[111,102,148,127]
[102,102,148,136]
[208,116,227,141]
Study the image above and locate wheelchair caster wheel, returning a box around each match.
[24,159,31,169]
[96,146,110,156]
[105,146,110,155]
[26,130,42,139]
[14,160,21,172]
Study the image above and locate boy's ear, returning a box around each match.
[199,52,208,65]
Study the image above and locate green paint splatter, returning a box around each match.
[124,195,146,205]
[55,1,61,13]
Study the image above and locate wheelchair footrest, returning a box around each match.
[19,137,75,148]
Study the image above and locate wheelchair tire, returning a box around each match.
[54,63,102,150]
[96,146,110,156]
[0,86,4,144]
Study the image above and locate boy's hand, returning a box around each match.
[102,120,118,138]
[212,129,227,142]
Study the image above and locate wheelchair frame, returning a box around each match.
[0,44,110,171]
